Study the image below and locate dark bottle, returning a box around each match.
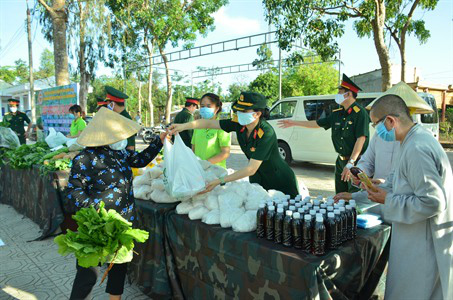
[256,203,266,238]
[326,212,338,250]
[289,205,296,212]
[298,207,305,215]
[319,209,327,220]
[309,210,316,228]
[289,199,296,206]
[313,199,320,207]
[312,216,326,256]
[274,207,284,244]
[334,209,343,246]
[327,206,334,213]
[320,203,327,210]
[292,212,303,249]
[282,210,293,247]
[349,200,358,238]
[302,214,313,253]
[313,206,320,212]
[295,203,302,210]
[306,202,313,209]
[266,206,276,241]
[339,207,347,243]
[345,205,355,240]
[338,199,346,207]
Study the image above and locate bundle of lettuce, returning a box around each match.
[54,201,149,268]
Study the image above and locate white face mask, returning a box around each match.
[109,139,127,151]
[107,102,115,111]
[9,107,17,113]
[334,93,348,105]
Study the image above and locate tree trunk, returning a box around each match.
[160,47,172,124]
[400,29,407,82]
[146,42,154,127]
[138,79,142,116]
[78,1,88,112]
[371,0,392,91]
[52,1,69,86]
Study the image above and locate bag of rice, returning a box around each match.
[232,210,257,232]
[176,201,194,214]
[204,195,219,210]
[220,207,245,228]
[202,209,220,225]
[150,178,165,191]
[150,189,177,203]
[188,206,209,220]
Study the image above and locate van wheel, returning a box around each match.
[278,141,292,164]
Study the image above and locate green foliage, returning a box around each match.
[54,201,149,268]
[0,66,17,84]
[35,48,55,80]
[249,72,279,105]
[252,44,274,71]
[226,82,249,102]
[1,142,50,169]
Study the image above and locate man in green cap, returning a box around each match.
[104,86,136,151]
[4,99,32,145]
[172,97,199,148]
[169,91,300,197]
[278,74,370,194]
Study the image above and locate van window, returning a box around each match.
[303,100,336,120]
[420,96,438,124]
[269,101,297,120]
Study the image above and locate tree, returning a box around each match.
[14,59,29,84]
[226,82,249,102]
[252,44,274,71]
[37,0,69,86]
[355,0,437,81]
[35,48,55,80]
[249,71,279,105]
[0,67,16,84]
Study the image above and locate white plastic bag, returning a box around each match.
[66,138,84,151]
[204,195,219,210]
[163,135,206,198]
[150,189,177,203]
[0,127,20,149]
[232,210,257,232]
[176,201,194,214]
[150,179,165,191]
[188,206,209,220]
[202,209,220,225]
[45,128,68,148]
[134,185,153,200]
[220,207,245,228]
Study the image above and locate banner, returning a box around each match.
[36,83,78,134]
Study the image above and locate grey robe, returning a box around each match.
[382,124,453,299]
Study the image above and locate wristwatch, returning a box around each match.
[219,176,226,186]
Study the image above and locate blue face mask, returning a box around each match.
[376,119,396,142]
[237,111,257,126]
[200,107,215,119]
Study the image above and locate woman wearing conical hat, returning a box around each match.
[67,107,168,299]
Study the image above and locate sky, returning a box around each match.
[1,0,452,91]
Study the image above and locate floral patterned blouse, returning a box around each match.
[67,139,162,221]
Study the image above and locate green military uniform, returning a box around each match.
[173,107,194,148]
[221,92,299,197]
[105,86,136,149]
[4,99,30,145]
[316,75,370,193]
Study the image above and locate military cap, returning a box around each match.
[105,86,129,103]
[339,74,362,94]
[185,97,199,106]
[232,91,267,111]
[7,98,20,105]
[96,96,108,107]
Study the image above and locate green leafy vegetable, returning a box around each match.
[0,142,50,169]
[39,158,71,175]
[54,201,149,268]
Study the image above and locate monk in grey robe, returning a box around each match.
[366,94,452,300]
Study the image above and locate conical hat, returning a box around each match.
[367,81,434,114]
[77,107,141,147]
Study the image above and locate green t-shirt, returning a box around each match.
[191,127,231,169]
[70,117,86,137]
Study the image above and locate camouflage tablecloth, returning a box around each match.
[164,211,391,300]
[128,199,181,299]
[0,165,69,240]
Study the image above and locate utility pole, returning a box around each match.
[26,0,36,123]
[278,47,282,101]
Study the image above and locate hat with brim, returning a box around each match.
[77,107,141,147]
[185,97,199,106]
[105,86,128,103]
[96,96,108,107]
[366,81,434,114]
[7,98,20,105]
[232,91,267,112]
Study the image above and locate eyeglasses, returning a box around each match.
[371,114,399,128]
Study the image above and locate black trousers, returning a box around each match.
[69,260,128,299]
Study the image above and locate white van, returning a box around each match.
[267,92,438,164]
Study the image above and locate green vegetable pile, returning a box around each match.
[54,201,149,268]
[39,158,71,175]
[1,142,50,169]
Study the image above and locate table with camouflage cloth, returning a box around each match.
[164,211,391,300]
[0,164,69,240]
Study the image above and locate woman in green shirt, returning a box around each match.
[170,91,299,197]
[67,105,87,138]
[191,93,231,169]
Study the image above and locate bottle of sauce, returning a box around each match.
[266,205,276,241]
[334,209,343,246]
[345,205,355,240]
[326,212,338,250]
[282,210,293,247]
[349,200,358,238]
[274,207,284,244]
[256,203,266,238]
[292,212,302,249]
[302,214,313,253]
[313,215,326,256]
[339,207,347,243]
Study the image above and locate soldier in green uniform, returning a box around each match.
[172,97,199,148]
[4,99,32,145]
[104,86,136,151]
[279,75,370,194]
[169,92,299,197]
[96,97,108,112]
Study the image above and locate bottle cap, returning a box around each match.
[277,207,284,213]
[295,203,302,208]
[293,212,301,219]
[349,200,356,205]
[307,203,313,207]
[304,196,311,201]
[295,195,302,201]
[339,199,346,205]
[314,199,320,206]
[316,216,324,222]
[289,200,296,204]
[316,213,323,218]
[327,206,333,211]
[289,205,296,211]
[267,201,273,207]
[259,203,265,208]
[285,195,291,200]
[269,205,275,211]
[320,204,327,208]
[334,209,341,215]
[339,207,346,212]
[277,204,284,208]
[334,204,339,209]
[286,210,293,216]
[304,214,312,221]
[309,209,316,215]
[328,212,335,218]
[346,205,352,210]
[320,209,326,214]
